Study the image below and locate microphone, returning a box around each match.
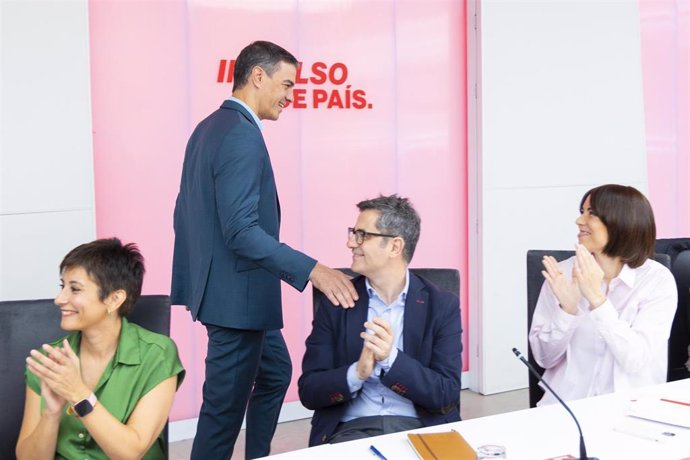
[512,347,598,460]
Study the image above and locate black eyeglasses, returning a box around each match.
[347,227,398,245]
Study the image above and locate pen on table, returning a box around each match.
[660,398,690,407]
[369,444,388,460]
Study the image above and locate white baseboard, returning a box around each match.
[170,371,470,442]
[169,401,313,442]
[169,417,198,442]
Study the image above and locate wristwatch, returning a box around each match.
[71,392,98,418]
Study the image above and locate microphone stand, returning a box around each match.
[512,347,598,460]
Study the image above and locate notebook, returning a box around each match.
[627,397,690,428]
[407,430,477,460]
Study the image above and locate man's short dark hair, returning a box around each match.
[60,238,145,316]
[232,40,298,92]
[580,184,656,268]
[357,194,421,263]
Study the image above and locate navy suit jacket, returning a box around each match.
[298,273,462,446]
[171,100,316,330]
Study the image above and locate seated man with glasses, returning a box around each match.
[298,194,462,446]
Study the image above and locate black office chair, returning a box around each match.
[655,238,690,382]
[312,268,460,315]
[0,295,172,460]
[525,250,672,407]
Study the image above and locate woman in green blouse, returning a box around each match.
[16,238,185,460]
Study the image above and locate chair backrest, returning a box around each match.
[312,268,460,315]
[655,238,690,381]
[0,295,171,459]
[525,250,671,407]
[525,250,575,407]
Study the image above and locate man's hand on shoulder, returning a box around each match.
[309,263,358,308]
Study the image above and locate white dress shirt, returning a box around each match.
[529,257,677,405]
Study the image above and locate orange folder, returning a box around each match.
[407,430,477,460]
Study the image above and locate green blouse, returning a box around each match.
[25,317,185,460]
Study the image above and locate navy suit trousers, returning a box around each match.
[191,326,292,459]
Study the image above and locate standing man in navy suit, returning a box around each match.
[299,195,462,446]
[171,41,357,459]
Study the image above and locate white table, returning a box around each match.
[265,379,690,459]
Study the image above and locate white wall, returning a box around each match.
[469,0,648,394]
[0,0,95,300]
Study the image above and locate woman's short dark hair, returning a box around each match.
[232,40,298,92]
[59,238,145,317]
[580,184,656,268]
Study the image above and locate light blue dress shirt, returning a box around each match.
[341,270,418,422]
[229,96,263,130]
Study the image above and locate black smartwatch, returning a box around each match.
[72,393,98,418]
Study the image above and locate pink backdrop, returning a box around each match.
[89,0,467,421]
[640,0,690,237]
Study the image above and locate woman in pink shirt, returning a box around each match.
[529,184,677,405]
